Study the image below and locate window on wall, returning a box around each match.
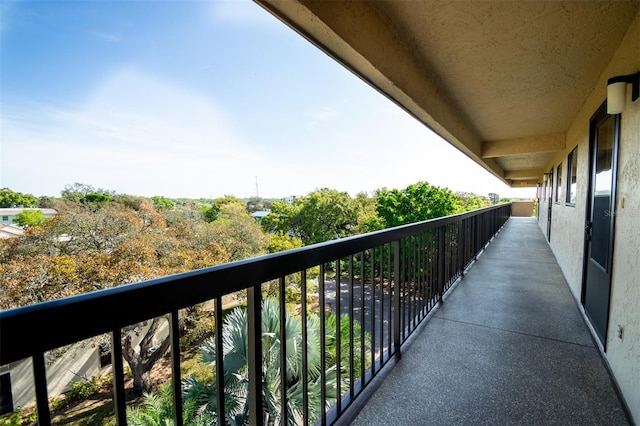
[555,163,562,203]
[566,146,578,205]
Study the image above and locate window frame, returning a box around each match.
[565,146,578,206]
[555,163,563,204]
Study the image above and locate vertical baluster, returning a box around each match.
[438,226,445,303]
[319,264,327,426]
[247,285,263,426]
[359,251,365,387]
[387,242,392,353]
[369,249,376,374]
[418,232,424,320]
[335,260,341,414]
[400,238,406,341]
[33,352,51,426]
[411,235,417,331]
[393,240,401,352]
[301,269,309,426]
[170,311,183,426]
[349,255,355,400]
[112,328,126,425]
[378,246,384,363]
[279,276,288,425]
[215,298,225,426]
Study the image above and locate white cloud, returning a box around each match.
[1,69,282,198]
[1,68,534,201]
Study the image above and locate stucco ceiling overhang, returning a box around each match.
[256,0,639,188]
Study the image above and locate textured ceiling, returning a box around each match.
[257,0,639,187]
[372,1,636,142]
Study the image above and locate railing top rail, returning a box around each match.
[0,204,510,365]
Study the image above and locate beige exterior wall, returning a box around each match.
[511,201,534,217]
[538,12,640,422]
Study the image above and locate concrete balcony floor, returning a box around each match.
[348,217,630,425]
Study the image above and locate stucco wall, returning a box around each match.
[538,12,640,422]
[511,201,534,217]
[606,12,640,421]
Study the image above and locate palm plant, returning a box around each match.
[127,383,213,426]
[184,298,347,425]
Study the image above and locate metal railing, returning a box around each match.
[0,204,511,425]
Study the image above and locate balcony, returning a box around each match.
[0,205,631,425]
[346,217,630,425]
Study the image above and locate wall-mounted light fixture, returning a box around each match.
[607,72,639,114]
[542,173,551,183]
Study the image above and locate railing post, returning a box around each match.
[215,298,226,425]
[170,311,183,426]
[437,225,445,303]
[247,284,263,426]
[278,277,288,425]
[33,352,51,426]
[461,218,467,274]
[111,328,126,426]
[393,240,401,355]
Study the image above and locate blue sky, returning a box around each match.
[1,0,534,200]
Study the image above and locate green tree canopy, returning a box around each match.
[375,181,462,228]
[183,298,365,425]
[209,202,269,261]
[457,192,490,211]
[202,195,245,222]
[267,232,303,253]
[61,183,114,204]
[488,192,500,205]
[262,188,358,245]
[151,195,176,211]
[245,196,273,213]
[0,188,39,208]
[12,209,46,227]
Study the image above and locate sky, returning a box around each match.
[0,0,535,201]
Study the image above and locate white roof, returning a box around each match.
[0,224,25,238]
[0,208,57,215]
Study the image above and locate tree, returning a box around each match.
[267,232,303,254]
[13,210,46,227]
[375,181,462,228]
[0,188,38,208]
[262,189,358,245]
[456,192,490,211]
[203,196,245,222]
[209,203,269,261]
[123,317,171,396]
[151,195,175,211]
[183,299,355,425]
[61,183,114,204]
[353,191,382,233]
[38,196,56,208]
[488,192,500,205]
[245,197,273,213]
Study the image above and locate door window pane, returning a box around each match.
[591,116,614,270]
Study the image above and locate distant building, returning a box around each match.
[0,208,57,225]
[252,210,271,223]
[0,224,24,239]
[283,196,296,205]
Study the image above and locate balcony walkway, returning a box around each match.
[347,217,630,425]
